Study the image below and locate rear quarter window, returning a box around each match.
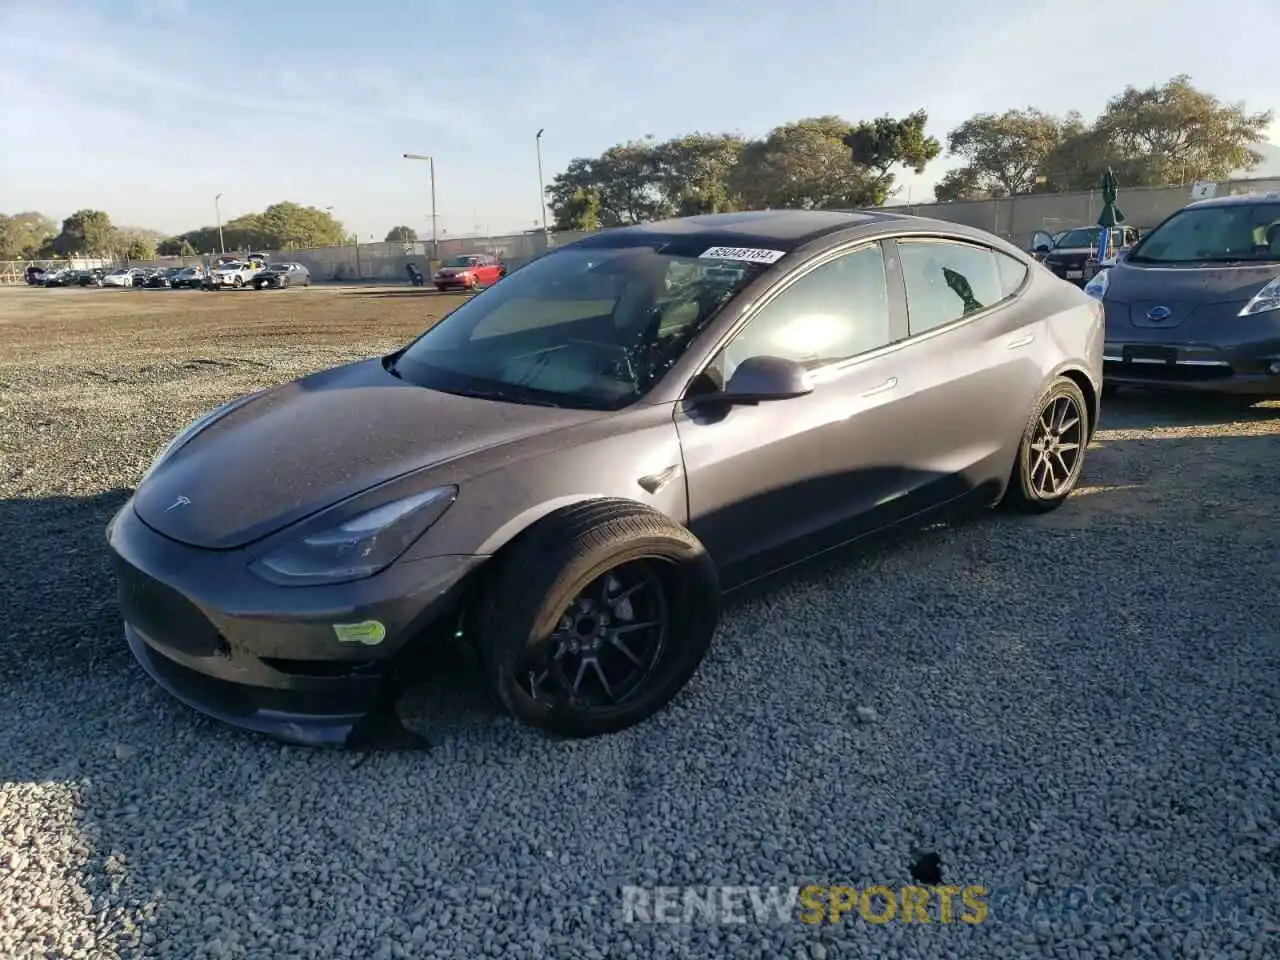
[995,251,1029,298]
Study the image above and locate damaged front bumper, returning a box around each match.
[107,499,484,748]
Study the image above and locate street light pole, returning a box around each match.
[535,129,549,236]
[214,193,225,254]
[402,153,438,262]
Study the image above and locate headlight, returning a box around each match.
[1083,269,1109,301]
[1238,276,1280,316]
[248,486,458,587]
[138,393,261,485]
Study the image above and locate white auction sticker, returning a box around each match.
[698,246,787,264]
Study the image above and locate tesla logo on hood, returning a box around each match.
[164,496,191,512]
[1146,305,1172,322]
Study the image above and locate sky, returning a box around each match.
[2,0,1278,241]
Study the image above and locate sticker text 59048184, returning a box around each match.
[698,246,787,265]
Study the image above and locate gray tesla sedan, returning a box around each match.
[1087,191,1280,397]
[106,210,1103,748]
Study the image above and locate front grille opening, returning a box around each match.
[1105,360,1234,382]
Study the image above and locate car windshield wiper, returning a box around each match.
[450,386,565,408]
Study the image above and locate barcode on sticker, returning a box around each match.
[698,246,787,264]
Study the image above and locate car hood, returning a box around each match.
[132,357,605,549]
[1103,259,1280,328]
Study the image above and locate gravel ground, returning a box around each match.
[1,285,1278,960]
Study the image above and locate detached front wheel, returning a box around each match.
[476,499,720,737]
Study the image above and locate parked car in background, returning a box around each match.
[103,268,136,287]
[107,209,1102,747]
[1032,226,1141,285]
[206,259,265,289]
[253,262,311,289]
[433,254,505,291]
[170,266,206,289]
[143,267,185,289]
[42,269,76,287]
[1087,192,1280,400]
[25,266,47,285]
[78,268,106,287]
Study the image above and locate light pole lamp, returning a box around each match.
[535,129,549,236]
[402,153,439,262]
[214,193,225,254]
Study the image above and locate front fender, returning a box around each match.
[402,404,689,561]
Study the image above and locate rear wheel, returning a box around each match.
[476,500,720,738]
[232,276,244,289]
[1001,376,1090,513]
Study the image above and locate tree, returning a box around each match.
[843,110,941,205]
[385,225,417,242]
[545,139,671,229]
[729,117,877,210]
[1079,74,1272,187]
[653,133,748,216]
[0,212,58,259]
[178,239,198,257]
[941,108,1086,198]
[932,167,993,203]
[257,202,346,249]
[125,238,155,260]
[51,210,115,256]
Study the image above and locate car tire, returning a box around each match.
[1001,376,1090,514]
[475,499,720,738]
[233,277,244,289]
[435,284,446,292]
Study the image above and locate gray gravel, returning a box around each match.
[2,291,1278,959]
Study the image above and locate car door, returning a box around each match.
[675,240,921,587]
[884,236,1046,499]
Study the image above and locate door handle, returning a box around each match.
[861,377,898,398]
[1006,333,1036,349]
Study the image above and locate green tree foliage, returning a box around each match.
[164,202,348,253]
[843,110,941,205]
[940,76,1272,200]
[0,212,58,259]
[546,112,940,226]
[51,209,116,256]
[938,108,1087,199]
[385,225,418,242]
[124,238,156,260]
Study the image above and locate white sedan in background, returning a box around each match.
[102,268,136,287]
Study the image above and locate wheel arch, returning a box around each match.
[1046,364,1099,441]
[450,493,664,637]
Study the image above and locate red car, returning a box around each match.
[433,254,505,291]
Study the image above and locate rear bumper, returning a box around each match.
[107,499,485,746]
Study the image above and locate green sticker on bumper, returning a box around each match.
[333,620,387,645]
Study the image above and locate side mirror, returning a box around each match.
[711,355,815,405]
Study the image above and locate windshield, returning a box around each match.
[1128,201,1280,264]
[218,262,244,270]
[267,264,288,271]
[443,256,481,267]
[1054,228,1107,249]
[391,245,763,410]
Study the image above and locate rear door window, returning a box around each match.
[897,239,1009,335]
